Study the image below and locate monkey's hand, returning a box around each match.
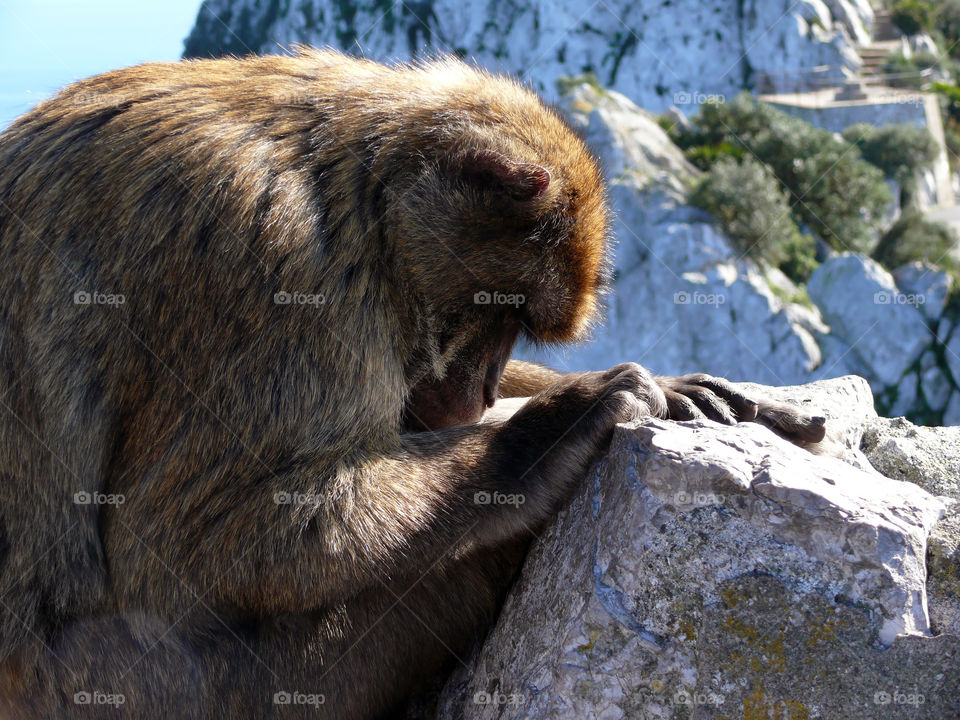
[655,373,826,445]
[497,363,667,491]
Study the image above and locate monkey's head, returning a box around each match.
[385,62,611,431]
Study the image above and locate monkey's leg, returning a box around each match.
[199,540,528,720]
[3,542,526,720]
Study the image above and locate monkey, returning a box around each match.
[0,48,825,719]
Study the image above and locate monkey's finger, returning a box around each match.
[664,390,707,422]
[755,401,827,444]
[603,361,652,384]
[673,385,737,425]
[681,374,758,422]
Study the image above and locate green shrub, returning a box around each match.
[945,122,960,171]
[891,0,937,35]
[842,123,939,205]
[872,212,958,271]
[682,141,744,171]
[881,50,940,88]
[683,95,892,253]
[777,234,819,284]
[690,157,808,270]
[934,81,960,124]
[937,0,960,54]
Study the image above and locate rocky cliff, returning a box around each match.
[183,0,871,113]
[182,1,960,423]
[435,376,960,720]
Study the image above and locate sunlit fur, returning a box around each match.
[0,48,618,719]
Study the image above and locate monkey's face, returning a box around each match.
[402,313,520,432]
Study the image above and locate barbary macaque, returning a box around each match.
[0,48,824,719]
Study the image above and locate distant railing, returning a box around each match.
[754,65,936,95]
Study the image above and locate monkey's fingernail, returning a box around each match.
[810,416,826,425]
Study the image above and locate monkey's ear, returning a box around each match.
[462,149,551,201]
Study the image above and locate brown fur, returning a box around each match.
[0,48,823,719]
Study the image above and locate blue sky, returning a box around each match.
[0,0,202,128]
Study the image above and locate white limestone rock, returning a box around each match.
[893,261,952,321]
[517,85,822,386]
[184,0,867,113]
[808,253,931,388]
[437,377,955,720]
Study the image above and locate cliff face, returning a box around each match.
[437,376,960,720]
[181,1,960,424]
[183,0,869,112]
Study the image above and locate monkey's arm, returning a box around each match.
[499,360,825,444]
[162,365,657,614]
[498,359,564,398]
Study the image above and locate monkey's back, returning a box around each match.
[0,49,608,672]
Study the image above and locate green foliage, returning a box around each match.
[655,114,676,135]
[937,0,960,52]
[777,234,819,284]
[682,141,744,170]
[842,123,939,194]
[934,81,960,125]
[689,156,809,272]
[872,212,959,271]
[556,72,605,96]
[882,50,940,88]
[945,122,960,170]
[682,94,891,254]
[891,0,937,35]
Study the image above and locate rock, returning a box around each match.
[808,254,931,388]
[921,364,952,412]
[662,105,692,133]
[516,85,822,386]
[891,373,920,418]
[737,374,878,470]
[938,316,954,345]
[860,417,960,636]
[911,32,941,57]
[947,332,960,387]
[946,392,960,426]
[184,0,865,113]
[438,378,954,720]
[861,416,960,498]
[893,261,952,321]
[824,0,874,46]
